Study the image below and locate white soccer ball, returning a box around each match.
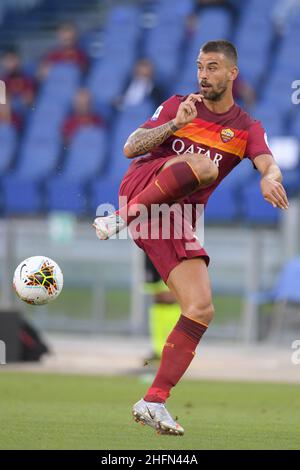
[13,256,63,305]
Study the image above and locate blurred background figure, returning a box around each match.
[144,255,180,362]
[232,74,256,110]
[1,47,36,116]
[114,58,165,110]
[39,22,89,80]
[62,88,104,143]
[0,98,22,130]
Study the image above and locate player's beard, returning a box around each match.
[200,80,228,101]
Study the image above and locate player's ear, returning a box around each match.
[230,65,239,81]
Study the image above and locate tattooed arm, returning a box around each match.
[123,120,179,158]
[123,93,203,158]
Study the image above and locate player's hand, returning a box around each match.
[260,177,289,210]
[173,93,203,129]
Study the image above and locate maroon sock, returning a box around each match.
[144,315,207,403]
[118,161,200,225]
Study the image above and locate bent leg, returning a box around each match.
[118,154,218,225]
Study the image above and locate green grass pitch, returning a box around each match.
[0,372,299,450]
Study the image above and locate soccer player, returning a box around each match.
[93,40,289,436]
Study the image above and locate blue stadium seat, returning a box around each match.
[273,257,300,303]
[91,178,121,214]
[1,131,61,214]
[63,126,106,179]
[91,101,154,212]
[263,72,296,114]
[205,160,254,223]
[252,104,284,137]
[156,0,193,18]
[26,102,66,141]
[235,1,273,86]
[2,176,42,214]
[205,180,240,223]
[260,256,300,339]
[46,126,107,214]
[177,8,231,87]
[290,111,300,140]
[87,5,139,109]
[42,63,81,103]
[88,60,133,108]
[17,136,61,179]
[143,17,187,86]
[0,124,17,174]
[241,175,280,225]
[47,179,88,214]
[110,101,154,178]
[105,5,139,31]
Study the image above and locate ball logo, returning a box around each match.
[26,261,58,296]
[220,128,235,143]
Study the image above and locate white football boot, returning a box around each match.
[93,213,126,240]
[132,399,184,436]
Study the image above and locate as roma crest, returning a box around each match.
[220,128,235,143]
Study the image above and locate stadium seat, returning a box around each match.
[252,104,285,137]
[156,0,193,18]
[1,133,61,214]
[47,179,88,214]
[87,5,139,109]
[1,176,43,214]
[241,175,280,225]
[242,136,300,215]
[46,126,107,214]
[0,124,17,174]
[143,16,187,86]
[273,258,300,303]
[266,257,300,340]
[205,160,254,223]
[90,101,154,212]
[91,178,120,214]
[63,126,106,180]
[17,136,61,179]
[88,60,133,109]
[176,8,231,88]
[262,73,296,115]
[234,0,273,86]
[205,180,240,223]
[290,111,300,140]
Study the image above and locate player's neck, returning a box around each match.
[202,95,234,114]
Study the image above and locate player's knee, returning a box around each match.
[185,300,214,325]
[187,155,219,187]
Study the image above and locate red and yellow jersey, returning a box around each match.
[124,94,272,206]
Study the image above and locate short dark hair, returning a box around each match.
[200,40,237,64]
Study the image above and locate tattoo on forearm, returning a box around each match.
[125,120,179,157]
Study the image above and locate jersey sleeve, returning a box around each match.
[140,95,181,129]
[245,120,273,161]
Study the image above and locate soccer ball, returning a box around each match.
[13,256,63,305]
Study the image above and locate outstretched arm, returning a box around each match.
[253,153,289,210]
[124,93,203,158]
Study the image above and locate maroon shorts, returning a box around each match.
[119,156,210,283]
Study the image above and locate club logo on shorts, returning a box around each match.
[220,128,235,143]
